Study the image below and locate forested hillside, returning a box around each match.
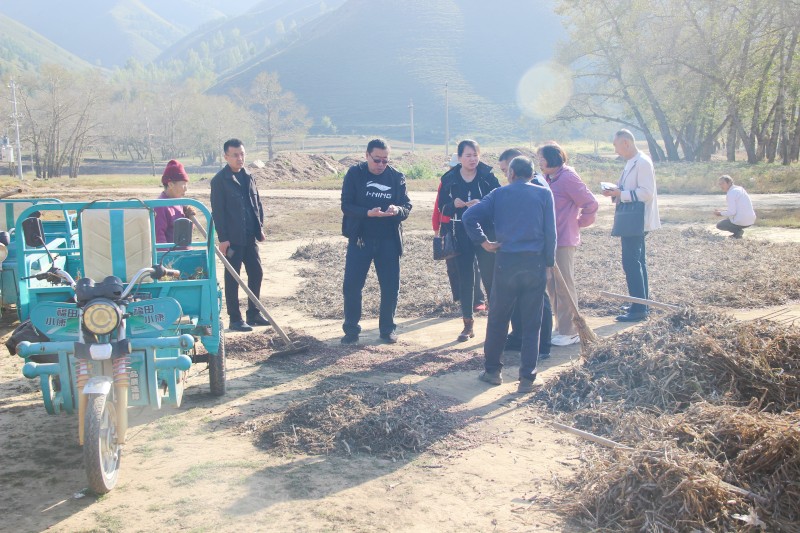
[0,14,97,77]
[211,0,563,140]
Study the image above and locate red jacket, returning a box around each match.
[432,182,451,233]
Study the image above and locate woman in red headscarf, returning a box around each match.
[155,159,190,244]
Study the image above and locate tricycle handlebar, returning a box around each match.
[23,266,77,287]
[119,265,180,300]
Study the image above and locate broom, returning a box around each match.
[551,262,598,355]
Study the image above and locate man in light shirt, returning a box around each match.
[603,129,661,322]
[714,175,756,239]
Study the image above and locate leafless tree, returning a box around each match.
[247,72,311,160]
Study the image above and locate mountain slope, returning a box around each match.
[156,0,346,76]
[210,0,565,141]
[0,0,262,67]
[0,13,98,77]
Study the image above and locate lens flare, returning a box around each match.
[516,62,573,119]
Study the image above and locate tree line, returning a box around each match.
[556,0,800,164]
[9,66,310,179]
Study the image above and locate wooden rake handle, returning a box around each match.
[600,291,679,311]
[0,188,23,200]
[187,214,295,347]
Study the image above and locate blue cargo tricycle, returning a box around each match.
[0,198,77,316]
[11,199,225,493]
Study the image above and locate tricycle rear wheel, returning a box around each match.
[84,393,120,494]
[209,323,226,396]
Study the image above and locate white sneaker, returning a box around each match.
[551,334,580,346]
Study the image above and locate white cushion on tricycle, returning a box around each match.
[80,209,152,282]
[0,202,34,231]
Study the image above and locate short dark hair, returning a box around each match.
[457,139,480,157]
[538,143,567,168]
[367,138,389,153]
[498,148,524,162]
[224,138,243,153]
[509,156,533,179]
[719,174,734,185]
[615,129,635,143]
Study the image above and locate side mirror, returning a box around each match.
[22,217,45,248]
[172,218,193,248]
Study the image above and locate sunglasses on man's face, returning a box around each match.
[370,156,389,165]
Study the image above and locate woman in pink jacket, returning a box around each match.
[537,143,598,346]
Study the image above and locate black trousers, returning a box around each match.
[483,252,546,380]
[342,237,400,337]
[509,290,552,354]
[716,218,750,237]
[224,242,263,322]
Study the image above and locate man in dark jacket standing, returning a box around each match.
[462,156,556,394]
[340,138,412,344]
[210,138,269,332]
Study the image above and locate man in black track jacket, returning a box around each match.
[340,138,412,344]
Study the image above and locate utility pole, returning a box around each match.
[444,82,449,157]
[144,109,155,176]
[9,78,23,180]
[408,99,415,152]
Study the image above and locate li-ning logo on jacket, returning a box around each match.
[366,181,393,199]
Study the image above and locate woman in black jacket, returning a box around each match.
[438,139,501,341]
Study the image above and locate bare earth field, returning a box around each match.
[1,184,799,532]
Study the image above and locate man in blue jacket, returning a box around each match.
[340,139,412,344]
[462,156,556,393]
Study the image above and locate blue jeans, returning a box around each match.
[621,234,649,313]
[342,237,400,337]
[484,252,546,380]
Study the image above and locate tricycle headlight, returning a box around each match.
[83,300,121,335]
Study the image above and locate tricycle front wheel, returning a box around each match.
[84,393,121,494]
[209,323,226,396]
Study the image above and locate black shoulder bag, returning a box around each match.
[433,221,458,260]
[611,162,645,238]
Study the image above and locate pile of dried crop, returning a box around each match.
[537,309,800,531]
[224,329,325,364]
[244,382,464,459]
[565,444,749,531]
[288,228,800,320]
[289,236,461,320]
[538,308,800,413]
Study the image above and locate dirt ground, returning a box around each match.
[1,185,799,532]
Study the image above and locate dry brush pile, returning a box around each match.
[536,308,800,531]
[225,327,482,376]
[241,381,467,460]
[287,228,800,320]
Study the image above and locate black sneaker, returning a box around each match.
[539,352,551,360]
[341,333,359,344]
[229,320,253,332]
[517,375,537,394]
[615,311,648,322]
[246,313,270,326]
[380,332,398,344]
[478,370,503,385]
